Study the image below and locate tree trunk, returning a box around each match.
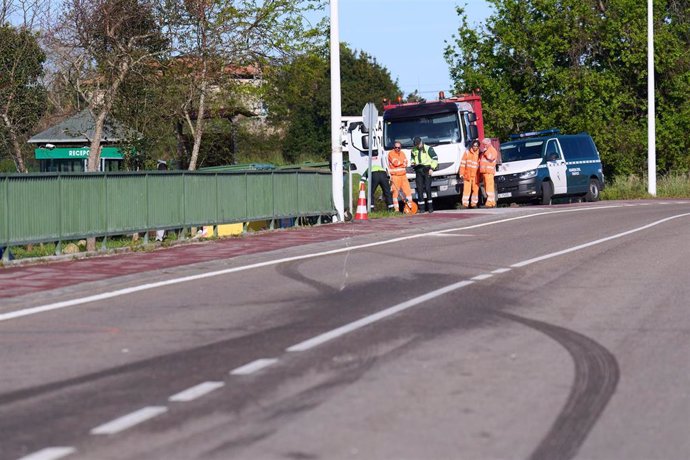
[87,109,109,172]
[87,59,130,172]
[187,80,208,171]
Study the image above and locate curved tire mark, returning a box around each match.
[493,311,620,460]
[275,260,339,295]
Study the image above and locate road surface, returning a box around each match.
[1,200,689,460]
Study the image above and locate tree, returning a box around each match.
[445,0,690,178]
[45,0,166,171]
[159,0,324,170]
[405,90,426,103]
[266,42,402,162]
[0,24,46,172]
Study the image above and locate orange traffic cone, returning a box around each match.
[354,181,368,221]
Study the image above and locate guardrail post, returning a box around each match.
[3,176,9,249]
[296,171,300,227]
[56,174,62,256]
[143,172,149,244]
[180,171,187,240]
[102,173,108,252]
[214,173,219,237]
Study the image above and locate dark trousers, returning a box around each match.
[415,166,433,210]
[371,171,393,209]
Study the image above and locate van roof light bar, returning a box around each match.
[509,128,560,140]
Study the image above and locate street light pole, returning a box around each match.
[330,0,345,221]
[648,0,656,196]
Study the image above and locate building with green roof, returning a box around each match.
[28,110,137,172]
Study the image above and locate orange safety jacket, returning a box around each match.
[459,148,480,181]
[479,145,498,174]
[388,149,408,176]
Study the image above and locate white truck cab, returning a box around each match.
[342,93,485,201]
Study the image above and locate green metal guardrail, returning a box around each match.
[0,170,335,254]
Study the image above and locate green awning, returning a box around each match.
[35,147,125,160]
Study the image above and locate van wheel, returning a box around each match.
[585,179,600,202]
[541,181,553,205]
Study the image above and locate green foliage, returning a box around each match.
[0,24,47,172]
[340,44,401,114]
[445,0,690,179]
[234,120,286,165]
[112,70,177,170]
[0,158,16,172]
[266,43,402,162]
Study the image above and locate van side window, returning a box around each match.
[545,140,561,161]
[559,136,598,161]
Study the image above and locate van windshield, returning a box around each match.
[500,141,544,162]
[384,112,461,149]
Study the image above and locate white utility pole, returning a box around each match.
[648,0,657,195]
[330,0,345,221]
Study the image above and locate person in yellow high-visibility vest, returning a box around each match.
[479,138,498,207]
[410,136,438,213]
[459,139,481,208]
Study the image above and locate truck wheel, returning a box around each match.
[541,181,553,205]
[585,179,600,202]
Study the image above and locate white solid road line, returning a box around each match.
[230,358,278,375]
[17,447,76,460]
[491,268,512,274]
[286,280,476,352]
[471,273,494,281]
[90,406,168,435]
[169,381,225,402]
[0,204,650,324]
[511,213,690,268]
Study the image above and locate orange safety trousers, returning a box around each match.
[482,173,496,207]
[390,175,412,211]
[462,178,480,207]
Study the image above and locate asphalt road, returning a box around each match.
[2,200,690,460]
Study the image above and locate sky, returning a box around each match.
[334,0,494,99]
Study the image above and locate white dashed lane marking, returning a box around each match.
[471,274,494,281]
[90,406,168,435]
[17,447,76,460]
[230,358,278,375]
[169,381,225,402]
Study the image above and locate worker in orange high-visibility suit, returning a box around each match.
[479,138,498,207]
[459,139,481,208]
[388,141,414,212]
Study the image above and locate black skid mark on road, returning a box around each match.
[493,310,620,460]
[275,260,340,296]
[202,355,380,459]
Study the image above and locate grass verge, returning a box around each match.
[601,173,690,200]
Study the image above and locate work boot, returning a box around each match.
[417,202,425,213]
[427,201,433,213]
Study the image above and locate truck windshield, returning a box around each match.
[500,141,544,162]
[384,112,460,149]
